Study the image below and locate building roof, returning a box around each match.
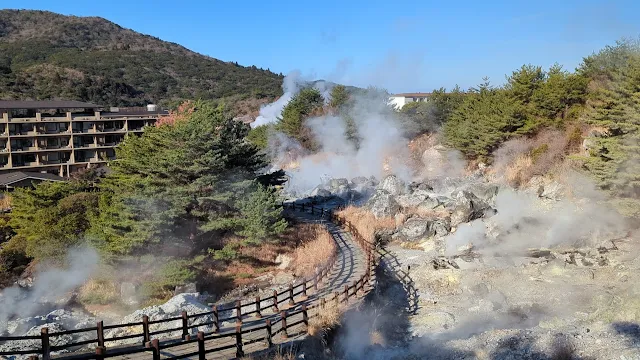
[0,100,100,110]
[0,171,66,186]
[390,93,433,98]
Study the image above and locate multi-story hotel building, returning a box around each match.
[0,101,167,177]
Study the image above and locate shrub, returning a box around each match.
[78,278,118,305]
[142,259,196,299]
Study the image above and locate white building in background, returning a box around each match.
[388,93,432,110]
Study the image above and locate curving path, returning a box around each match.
[46,204,374,360]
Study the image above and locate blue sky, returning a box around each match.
[3,0,640,93]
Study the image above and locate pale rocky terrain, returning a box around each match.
[285,144,640,359]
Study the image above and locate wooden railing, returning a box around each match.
[0,202,376,360]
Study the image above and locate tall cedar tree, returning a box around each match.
[89,102,285,255]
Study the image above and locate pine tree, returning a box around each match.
[90,101,284,255]
[237,184,287,244]
[579,40,640,215]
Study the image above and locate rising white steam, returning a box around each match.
[0,247,99,332]
[275,89,414,194]
[251,71,333,128]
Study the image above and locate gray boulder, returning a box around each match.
[334,184,352,200]
[417,197,441,211]
[399,218,434,240]
[374,228,397,245]
[377,175,406,196]
[309,186,331,198]
[396,189,432,208]
[329,178,349,189]
[366,190,400,218]
[447,191,494,227]
[465,183,499,204]
[430,218,451,237]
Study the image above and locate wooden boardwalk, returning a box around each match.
[38,204,374,360]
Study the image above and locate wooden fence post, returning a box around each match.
[302,305,309,332]
[288,283,294,306]
[181,311,189,339]
[142,315,150,344]
[311,205,314,214]
[343,285,349,302]
[150,339,160,360]
[96,320,105,348]
[314,267,319,291]
[301,203,305,211]
[212,305,220,333]
[272,290,279,312]
[321,208,325,217]
[321,297,326,309]
[255,296,262,318]
[334,292,339,306]
[280,311,288,339]
[197,331,205,360]
[302,281,307,299]
[235,320,244,358]
[41,327,50,360]
[95,346,106,360]
[236,300,242,320]
[265,319,273,348]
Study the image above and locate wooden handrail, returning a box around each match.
[3,202,377,360]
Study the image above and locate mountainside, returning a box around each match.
[0,10,284,107]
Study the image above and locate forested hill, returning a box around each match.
[0,10,284,107]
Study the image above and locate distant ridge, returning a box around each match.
[0,9,284,107]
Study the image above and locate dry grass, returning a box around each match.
[493,126,587,188]
[289,224,336,277]
[370,330,386,346]
[308,302,344,337]
[0,194,11,210]
[337,206,396,244]
[505,154,534,186]
[408,133,440,164]
[78,278,119,305]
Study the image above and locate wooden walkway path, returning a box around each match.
[141,208,371,359]
[14,203,375,360]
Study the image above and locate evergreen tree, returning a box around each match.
[90,101,284,255]
[276,88,324,146]
[444,79,523,158]
[579,40,640,215]
[237,184,287,244]
[9,180,98,261]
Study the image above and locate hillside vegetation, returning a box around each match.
[0,102,291,299]
[0,10,283,107]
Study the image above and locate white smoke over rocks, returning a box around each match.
[0,247,99,334]
[267,88,413,197]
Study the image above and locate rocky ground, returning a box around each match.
[288,170,640,359]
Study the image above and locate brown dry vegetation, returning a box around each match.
[337,206,396,244]
[199,221,332,296]
[491,125,586,187]
[289,224,336,277]
[78,278,119,305]
[308,302,344,337]
[0,194,11,210]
